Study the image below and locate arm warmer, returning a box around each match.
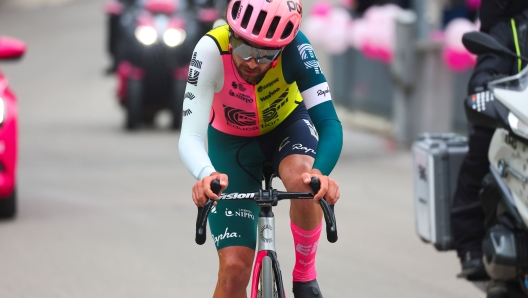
[178,36,224,180]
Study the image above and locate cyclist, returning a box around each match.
[178,0,343,296]
[450,0,528,288]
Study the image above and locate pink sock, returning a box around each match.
[291,221,322,282]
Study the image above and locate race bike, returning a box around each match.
[104,0,220,130]
[0,36,25,219]
[458,32,528,297]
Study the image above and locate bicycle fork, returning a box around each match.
[250,207,286,298]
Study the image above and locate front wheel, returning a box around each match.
[259,256,278,298]
[170,79,186,130]
[0,188,16,219]
[125,78,142,130]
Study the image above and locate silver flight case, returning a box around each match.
[412,133,468,251]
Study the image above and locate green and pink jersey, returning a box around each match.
[179,25,342,179]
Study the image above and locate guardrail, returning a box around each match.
[329,10,472,147]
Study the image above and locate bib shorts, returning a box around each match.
[208,104,319,250]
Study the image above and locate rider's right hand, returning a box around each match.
[192,172,228,207]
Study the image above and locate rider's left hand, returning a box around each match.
[301,169,340,205]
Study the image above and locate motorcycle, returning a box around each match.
[104,0,220,130]
[455,31,528,297]
[0,36,26,219]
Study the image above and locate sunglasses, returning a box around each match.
[229,34,282,64]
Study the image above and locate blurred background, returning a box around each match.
[0,0,483,297]
[305,0,479,146]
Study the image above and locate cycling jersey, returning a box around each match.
[179,25,342,180]
[207,25,304,136]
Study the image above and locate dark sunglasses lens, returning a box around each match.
[230,36,280,64]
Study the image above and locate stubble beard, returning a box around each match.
[235,66,264,84]
[234,58,270,84]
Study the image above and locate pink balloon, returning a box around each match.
[354,4,400,63]
[466,0,481,11]
[348,19,369,49]
[361,43,379,60]
[443,18,477,71]
[364,4,400,24]
[443,47,477,72]
[378,48,393,64]
[329,7,352,27]
[303,16,327,45]
[324,25,349,54]
[361,42,393,64]
[377,3,401,24]
[380,21,396,49]
[304,6,351,48]
[444,18,477,52]
[364,6,385,23]
[318,6,351,54]
[365,22,384,48]
[310,1,332,17]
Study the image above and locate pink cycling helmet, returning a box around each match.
[226,0,302,48]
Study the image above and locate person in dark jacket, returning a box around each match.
[105,0,138,74]
[450,0,528,286]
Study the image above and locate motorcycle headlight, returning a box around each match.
[163,28,186,47]
[135,26,157,45]
[508,112,528,139]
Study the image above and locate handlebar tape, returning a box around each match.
[309,177,338,243]
[195,179,221,245]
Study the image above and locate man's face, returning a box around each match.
[231,33,274,84]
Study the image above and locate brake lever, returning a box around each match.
[309,177,338,243]
[195,179,221,245]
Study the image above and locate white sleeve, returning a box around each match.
[178,36,224,180]
[300,82,332,110]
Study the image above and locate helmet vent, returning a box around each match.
[231,1,241,20]
[266,16,280,38]
[241,5,253,29]
[280,21,294,39]
[253,11,267,35]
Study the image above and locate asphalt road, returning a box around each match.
[0,1,483,297]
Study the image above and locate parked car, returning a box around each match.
[0,36,25,218]
[104,0,220,130]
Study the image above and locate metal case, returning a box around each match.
[412,133,468,251]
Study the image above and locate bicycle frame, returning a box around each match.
[250,169,285,298]
[250,210,285,298]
